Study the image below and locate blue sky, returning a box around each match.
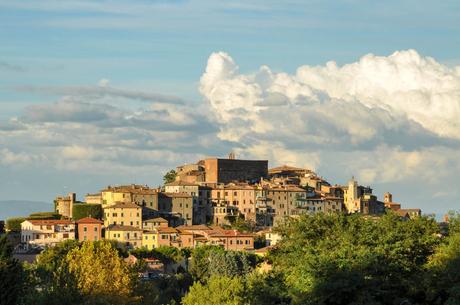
[0,0,460,217]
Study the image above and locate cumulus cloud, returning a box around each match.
[200,49,460,186]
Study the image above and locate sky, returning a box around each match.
[0,0,459,217]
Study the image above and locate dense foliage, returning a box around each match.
[163,170,177,184]
[72,203,103,220]
[5,217,25,232]
[27,212,61,220]
[0,234,24,305]
[188,245,258,281]
[4,211,460,305]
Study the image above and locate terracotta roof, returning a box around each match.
[165,181,199,187]
[396,210,410,217]
[254,246,273,253]
[157,227,178,234]
[160,192,192,198]
[106,201,140,209]
[76,217,103,224]
[101,185,158,195]
[208,229,254,238]
[143,217,168,223]
[176,224,211,231]
[106,225,142,231]
[25,219,74,225]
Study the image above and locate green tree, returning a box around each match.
[163,170,177,184]
[25,240,138,305]
[189,246,257,282]
[66,241,137,304]
[245,271,291,305]
[270,212,441,305]
[5,217,25,232]
[0,234,24,305]
[426,232,460,304]
[182,275,247,305]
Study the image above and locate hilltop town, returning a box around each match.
[3,154,421,253]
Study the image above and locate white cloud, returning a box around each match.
[200,49,460,186]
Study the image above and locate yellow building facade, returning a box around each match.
[103,202,142,229]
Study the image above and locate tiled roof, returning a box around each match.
[165,181,199,187]
[26,219,74,225]
[176,224,211,231]
[157,227,178,234]
[105,201,140,209]
[208,229,254,238]
[143,217,168,223]
[160,192,192,198]
[101,185,158,195]
[76,217,103,224]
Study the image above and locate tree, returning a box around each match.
[163,170,177,185]
[25,240,138,305]
[66,241,137,305]
[245,271,291,305]
[426,232,460,304]
[182,276,247,305]
[270,212,441,305]
[0,234,24,305]
[189,246,257,282]
[5,217,25,232]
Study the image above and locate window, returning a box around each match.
[130,221,133,226]
[84,236,87,241]
[83,226,87,232]
[94,227,98,232]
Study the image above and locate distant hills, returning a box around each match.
[0,200,53,220]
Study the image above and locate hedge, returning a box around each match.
[72,204,103,221]
[28,212,61,220]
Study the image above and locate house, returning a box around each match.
[142,217,169,230]
[105,225,142,249]
[103,201,142,229]
[207,229,254,251]
[21,219,75,249]
[76,217,103,241]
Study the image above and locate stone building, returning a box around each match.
[164,181,210,225]
[55,192,76,219]
[101,184,159,219]
[175,155,268,185]
[103,201,142,229]
[342,177,384,215]
[199,157,268,184]
[158,193,194,226]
